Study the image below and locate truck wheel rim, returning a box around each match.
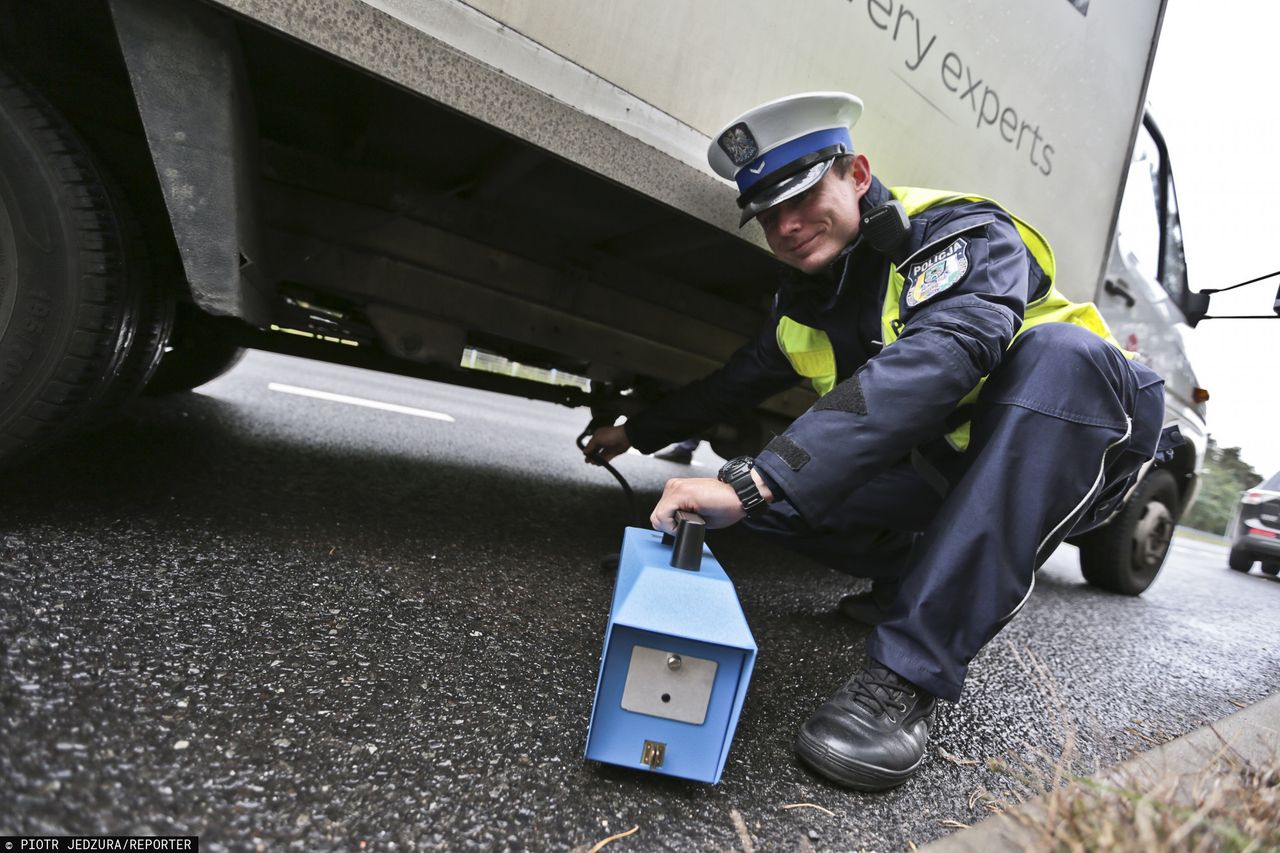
[1134,501,1174,570]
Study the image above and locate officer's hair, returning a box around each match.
[832,153,856,178]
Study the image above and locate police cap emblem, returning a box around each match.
[717,123,759,168]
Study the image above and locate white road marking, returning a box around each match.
[267,382,455,422]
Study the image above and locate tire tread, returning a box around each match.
[0,66,130,460]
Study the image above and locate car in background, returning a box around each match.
[1228,471,1280,576]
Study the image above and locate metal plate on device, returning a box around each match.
[620,646,718,725]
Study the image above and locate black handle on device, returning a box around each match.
[663,510,706,571]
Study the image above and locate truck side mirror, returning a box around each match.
[1181,289,1211,327]
[1191,272,1280,324]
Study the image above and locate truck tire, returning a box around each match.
[1076,468,1179,596]
[87,179,175,415]
[1261,562,1279,577]
[95,268,174,411]
[0,67,132,464]
[144,304,244,395]
[1228,547,1254,574]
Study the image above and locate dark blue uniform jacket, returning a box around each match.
[625,178,1164,526]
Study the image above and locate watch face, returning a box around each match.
[719,455,754,483]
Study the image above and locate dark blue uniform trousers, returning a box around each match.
[744,324,1166,702]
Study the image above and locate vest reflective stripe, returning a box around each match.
[774,186,1127,452]
[777,316,838,395]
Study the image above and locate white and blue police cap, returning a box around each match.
[708,92,863,227]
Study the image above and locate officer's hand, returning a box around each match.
[583,424,630,465]
[651,477,747,534]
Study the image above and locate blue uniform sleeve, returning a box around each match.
[754,214,1030,525]
[624,322,801,454]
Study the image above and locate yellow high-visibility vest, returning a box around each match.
[775,186,1124,450]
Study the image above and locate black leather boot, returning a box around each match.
[794,660,936,790]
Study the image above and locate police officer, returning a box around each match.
[583,92,1169,791]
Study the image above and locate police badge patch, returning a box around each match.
[905,238,970,307]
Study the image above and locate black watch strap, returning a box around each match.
[718,455,768,517]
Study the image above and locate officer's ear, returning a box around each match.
[849,153,873,196]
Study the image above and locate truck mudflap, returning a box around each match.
[110,0,271,325]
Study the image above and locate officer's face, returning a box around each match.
[758,155,870,274]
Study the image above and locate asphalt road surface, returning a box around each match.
[3,351,1278,851]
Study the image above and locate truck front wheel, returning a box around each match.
[0,67,133,465]
[1076,468,1179,596]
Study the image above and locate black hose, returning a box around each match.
[576,428,643,528]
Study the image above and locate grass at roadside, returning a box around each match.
[971,648,1278,852]
[989,747,1279,851]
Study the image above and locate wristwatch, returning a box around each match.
[718,455,769,517]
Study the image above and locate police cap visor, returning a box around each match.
[738,158,834,227]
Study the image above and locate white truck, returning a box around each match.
[0,0,1207,593]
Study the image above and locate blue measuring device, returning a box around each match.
[584,512,757,783]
